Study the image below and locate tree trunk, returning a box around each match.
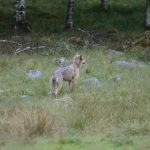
[66,0,74,30]
[101,0,108,10]
[146,0,150,29]
[14,0,31,31]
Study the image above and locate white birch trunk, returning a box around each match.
[101,0,107,10]
[14,0,30,31]
[66,0,74,30]
[146,0,150,29]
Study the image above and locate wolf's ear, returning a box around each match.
[80,55,83,60]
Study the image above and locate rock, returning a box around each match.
[21,94,28,99]
[51,97,73,107]
[131,60,146,68]
[114,60,146,68]
[115,61,134,68]
[26,69,42,79]
[108,49,124,56]
[59,57,68,67]
[84,77,102,87]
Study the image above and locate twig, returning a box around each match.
[78,28,91,36]
[134,37,145,45]
[33,46,46,50]
[15,46,46,55]
[15,46,31,55]
[0,40,22,46]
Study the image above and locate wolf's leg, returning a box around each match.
[52,82,63,99]
[57,81,63,95]
[52,93,57,99]
[70,79,76,92]
[51,78,58,99]
[69,80,71,90]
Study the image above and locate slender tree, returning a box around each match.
[14,0,31,31]
[101,0,108,10]
[146,0,150,29]
[66,0,74,30]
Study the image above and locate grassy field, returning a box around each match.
[0,47,150,149]
[0,0,150,149]
[1,134,150,150]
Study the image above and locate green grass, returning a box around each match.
[0,47,150,149]
[0,0,150,149]
[1,134,150,150]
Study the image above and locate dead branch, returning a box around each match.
[33,46,46,50]
[0,40,22,46]
[15,46,31,55]
[78,28,91,36]
[15,46,46,55]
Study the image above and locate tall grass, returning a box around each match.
[0,49,150,145]
[0,0,149,148]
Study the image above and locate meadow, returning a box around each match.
[0,0,150,150]
[0,46,150,150]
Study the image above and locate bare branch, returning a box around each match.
[33,46,46,50]
[78,28,91,36]
[0,40,22,46]
[15,46,46,55]
[15,46,31,55]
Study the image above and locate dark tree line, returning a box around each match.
[13,0,108,31]
[13,0,150,31]
[146,0,150,29]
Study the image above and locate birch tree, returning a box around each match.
[14,0,31,31]
[101,0,108,10]
[66,0,74,30]
[146,0,150,29]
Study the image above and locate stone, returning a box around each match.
[114,60,146,68]
[26,69,42,79]
[108,49,124,56]
[131,60,146,68]
[21,94,28,99]
[84,77,102,87]
[59,57,68,67]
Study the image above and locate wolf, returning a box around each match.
[51,53,85,98]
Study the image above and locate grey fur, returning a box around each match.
[51,54,85,98]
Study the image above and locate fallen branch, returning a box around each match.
[33,46,46,50]
[0,40,22,46]
[15,46,31,55]
[15,46,46,55]
[78,28,91,36]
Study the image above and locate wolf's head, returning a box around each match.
[73,53,85,67]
